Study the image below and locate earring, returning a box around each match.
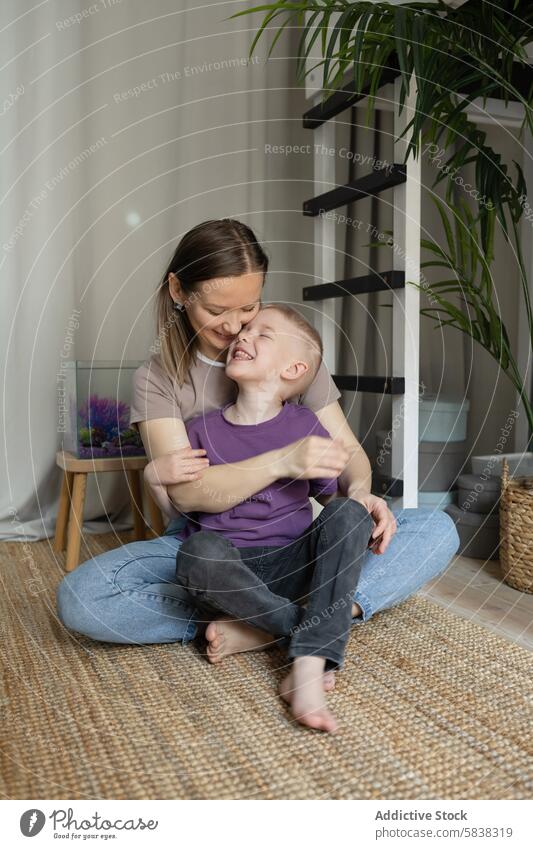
[173,300,184,312]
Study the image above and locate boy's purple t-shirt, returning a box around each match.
[176,402,338,548]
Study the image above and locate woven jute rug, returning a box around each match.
[1,533,531,800]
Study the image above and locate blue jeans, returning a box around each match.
[56,507,460,645]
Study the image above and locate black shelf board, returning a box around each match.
[303,270,404,301]
[303,57,400,129]
[303,53,533,130]
[332,375,405,394]
[303,163,406,216]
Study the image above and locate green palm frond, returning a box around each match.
[369,196,533,433]
[229,1,533,249]
[228,0,533,438]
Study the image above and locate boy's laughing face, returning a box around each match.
[225,308,312,396]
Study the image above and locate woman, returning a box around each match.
[56,218,460,657]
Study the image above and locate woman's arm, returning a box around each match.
[138,417,349,514]
[315,401,397,554]
[313,490,341,507]
[314,401,372,498]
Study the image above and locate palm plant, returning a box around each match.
[229,0,533,444]
[371,198,533,437]
[230,0,533,246]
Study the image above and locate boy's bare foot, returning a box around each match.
[322,670,336,692]
[204,620,336,693]
[279,656,338,734]
[205,618,277,663]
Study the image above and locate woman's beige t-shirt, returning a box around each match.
[129,351,341,427]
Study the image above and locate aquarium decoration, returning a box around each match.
[76,394,144,459]
[60,360,146,459]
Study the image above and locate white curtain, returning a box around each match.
[0,0,314,540]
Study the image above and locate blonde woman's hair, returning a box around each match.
[154,219,269,384]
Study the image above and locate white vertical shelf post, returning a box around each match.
[313,98,337,373]
[392,74,421,508]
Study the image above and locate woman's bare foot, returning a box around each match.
[205,618,277,664]
[279,657,338,734]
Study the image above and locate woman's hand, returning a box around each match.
[143,448,209,518]
[348,491,397,555]
[277,435,350,481]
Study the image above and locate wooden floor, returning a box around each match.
[421,553,533,652]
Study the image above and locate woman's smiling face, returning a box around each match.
[168,270,264,359]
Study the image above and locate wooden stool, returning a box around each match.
[53,450,165,572]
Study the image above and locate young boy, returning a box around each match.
[169,304,374,733]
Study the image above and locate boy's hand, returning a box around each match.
[144,447,209,486]
[143,448,209,519]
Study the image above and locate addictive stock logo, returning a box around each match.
[20,809,46,837]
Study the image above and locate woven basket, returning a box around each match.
[499,457,533,593]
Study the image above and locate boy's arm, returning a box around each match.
[139,416,349,514]
[139,417,284,514]
[143,446,210,520]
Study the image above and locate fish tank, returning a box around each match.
[60,360,146,459]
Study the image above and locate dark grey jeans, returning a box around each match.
[174,497,374,670]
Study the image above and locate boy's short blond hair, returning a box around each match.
[261,303,323,394]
